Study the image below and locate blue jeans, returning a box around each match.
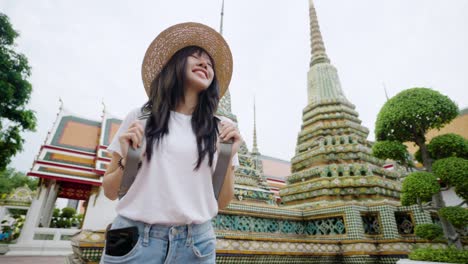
[100,215,216,264]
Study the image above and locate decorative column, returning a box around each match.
[410,204,433,225]
[39,181,58,227]
[344,206,365,240]
[379,205,399,239]
[14,184,48,243]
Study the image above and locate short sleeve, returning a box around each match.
[107,108,140,157]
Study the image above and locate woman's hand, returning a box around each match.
[118,121,144,159]
[219,120,243,157]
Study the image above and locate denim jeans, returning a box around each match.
[100,215,216,264]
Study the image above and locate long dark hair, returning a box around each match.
[141,46,220,170]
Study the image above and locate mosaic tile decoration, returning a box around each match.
[216,255,404,264]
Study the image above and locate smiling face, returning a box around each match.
[184,50,215,94]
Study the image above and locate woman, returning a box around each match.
[101,22,242,264]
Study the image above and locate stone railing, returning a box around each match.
[32,227,80,242]
[7,227,79,256]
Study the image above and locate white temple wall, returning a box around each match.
[442,187,466,207]
[82,187,117,230]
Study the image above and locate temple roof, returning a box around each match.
[27,106,122,189]
[95,111,122,173]
[45,108,101,153]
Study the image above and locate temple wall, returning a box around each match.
[441,187,466,207]
[81,187,117,230]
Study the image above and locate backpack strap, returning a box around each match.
[118,143,144,199]
[118,113,233,201]
[118,113,148,200]
[212,140,233,200]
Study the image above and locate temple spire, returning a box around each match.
[216,0,236,121]
[309,0,330,66]
[219,0,225,35]
[383,83,390,101]
[306,0,349,104]
[252,96,259,155]
[101,99,106,115]
[59,97,63,111]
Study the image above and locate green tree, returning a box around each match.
[0,167,38,194]
[439,207,468,229]
[427,134,468,160]
[375,88,458,169]
[401,172,440,206]
[415,224,443,241]
[414,133,468,164]
[375,87,462,248]
[371,140,412,168]
[432,157,468,202]
[0,13,37,171]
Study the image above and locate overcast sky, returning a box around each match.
[3,0,467,173]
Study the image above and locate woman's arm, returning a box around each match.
[216,119,243,209]
[217,165,235,209]
[102,121,144,200]
[102,152,125,201]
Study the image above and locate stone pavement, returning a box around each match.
[0,256,66,264]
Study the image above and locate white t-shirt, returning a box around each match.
[107,107,239,225]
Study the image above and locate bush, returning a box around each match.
[432,157,468,186]
[60,207,76,218]
[428,133,468,160]
[372,140,409,164]
[439,206,468,229]
[11,214,25,240]
[414,224,443,241]
[53,208,60,217]
[409,246,468,263]
[50,207,83,228]
[401,172,440,206]
[432,157,468,201]
[454,186,468,205]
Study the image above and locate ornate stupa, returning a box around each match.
[280,0,402,209]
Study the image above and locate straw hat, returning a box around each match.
[142,22,233,98]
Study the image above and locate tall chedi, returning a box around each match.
[280,0,402,208]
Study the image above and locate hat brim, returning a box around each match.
[142,22,233,99]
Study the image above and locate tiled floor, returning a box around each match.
[0,256,66,264]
